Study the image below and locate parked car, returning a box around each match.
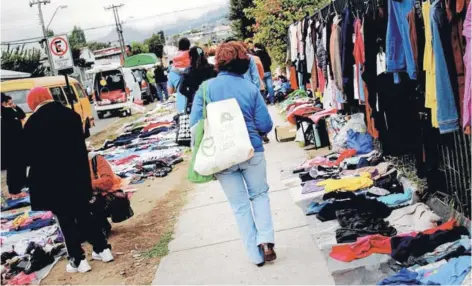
[0,76,95,138]
[86,63,141,119]
[132,68,153,104]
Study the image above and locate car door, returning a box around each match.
[73,83,93,124]
[122,68,141,101]
[62,84,85,121]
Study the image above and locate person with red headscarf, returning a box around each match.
[23,87,114,273]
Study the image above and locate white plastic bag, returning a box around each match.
[332,113,367,152]
[194,98,254,176]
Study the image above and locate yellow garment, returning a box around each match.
[317,172,374,193]
[12,213,29,229]
[423,2,439,128]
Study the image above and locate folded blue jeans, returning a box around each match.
[215,152,274,264]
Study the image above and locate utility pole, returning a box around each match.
[105,4,126,60]
[30,0,55,75]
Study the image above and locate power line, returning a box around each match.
[105,3,126,59]
[1,5,214,45]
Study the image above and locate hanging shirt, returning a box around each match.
[423,2,439,128]
[463,3,472,131]
[330,15,343,92]
[306,19,316,74]
[289,24,298,63]
[377,52,387,75]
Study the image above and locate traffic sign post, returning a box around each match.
[47,35,75,111]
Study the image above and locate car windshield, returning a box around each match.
[3,89,31,112]
[95,70,125,95]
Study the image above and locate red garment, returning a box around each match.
[142,121,173,132]
[286,105,322,125]
[317,67,326,94]
[113,155,139,165]
[330,234,392,262]
[290,66,298,89]
[7,272,36,285]
[173,51,190,68]
[309,108,338,124]
[330,219,457,262]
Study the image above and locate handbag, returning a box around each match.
[194,93,254,176]
[91,156,134,223]
[188,82,214,183]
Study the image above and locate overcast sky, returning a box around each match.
[1,0,228,43]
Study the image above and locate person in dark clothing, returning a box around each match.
[254,43,275,104]
[178,46,217,111]
[1,93,27,198]
[23,87,113,273]
[154,63,169,101]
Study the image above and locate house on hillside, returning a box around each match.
[93,47,123,66]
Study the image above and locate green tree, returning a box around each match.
[144,31,165,58]
[1,45,46,77]
[245,0,326,66]
[46,29,54,37]
[229,0,255,39]
[68,25,87,49]
[87,41,110,51]
[130,41,149,55]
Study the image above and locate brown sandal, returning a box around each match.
[259,243,277,262]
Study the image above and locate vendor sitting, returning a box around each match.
[89,154,122,237]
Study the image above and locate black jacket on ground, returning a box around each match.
[179,64,217,110]
[23,102,92,213]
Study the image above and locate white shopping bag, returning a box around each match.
[194,98,254,176]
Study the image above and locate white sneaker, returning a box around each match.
[66,259,92,273]
[92,248,114,262]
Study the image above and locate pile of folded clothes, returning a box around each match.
[1,211,66,285]
[289,113,471,285]
[91,104,186,182]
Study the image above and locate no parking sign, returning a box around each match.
[47,35,74,71]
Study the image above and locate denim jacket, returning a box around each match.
[190,71,273,152]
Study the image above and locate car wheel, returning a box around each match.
[97,112,105,119]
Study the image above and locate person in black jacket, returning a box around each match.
[1,93,27,198]
[153,63,169,102]
[23,87,113,273]
[254,43,275,104]
[179,46,217,112]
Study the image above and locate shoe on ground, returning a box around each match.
[92,248,114,262]
[66,259,91,273]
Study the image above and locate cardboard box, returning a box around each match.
[275,125,297,142]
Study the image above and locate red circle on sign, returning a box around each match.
[49,36,69,56]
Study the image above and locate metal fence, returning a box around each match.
[436,131,471,217]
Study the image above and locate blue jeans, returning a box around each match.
[263,72,274,104]
[156,82,168,101]
[215,152,274,264]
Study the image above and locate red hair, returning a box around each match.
[215,42,250,74]
[27,87,53,111]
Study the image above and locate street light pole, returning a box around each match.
[30,0,55,75]
[46,5,67,31]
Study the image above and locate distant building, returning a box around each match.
[93,47,123,66]
[0,69,31,81]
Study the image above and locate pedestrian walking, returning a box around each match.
[23,87,114,274]
[146,68,159,101]
[190,41,276,267]
[154,63,169,102]
[254,43,275,104]
[168,37,191,113]
[1,93,27,199]
[179,46,217,110]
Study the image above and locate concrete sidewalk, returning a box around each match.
[153,107,334,285]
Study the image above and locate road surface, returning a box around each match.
[90,105,119,136]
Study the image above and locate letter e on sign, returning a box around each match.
[47,35,74,71]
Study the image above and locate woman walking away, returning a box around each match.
[254,43,275,104]
[179,46,217,110]
[23,87,113,274]
[189,41,276,267]
[1,93,27,199]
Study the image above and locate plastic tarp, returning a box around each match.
[124,53,160,68]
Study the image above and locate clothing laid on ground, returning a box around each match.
[317,172,373,193]
[386,203,441,234]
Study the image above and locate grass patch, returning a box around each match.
[143,230,173,258]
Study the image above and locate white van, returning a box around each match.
[86,63,141,119]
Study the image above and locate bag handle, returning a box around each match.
[202,82,208,119]
[92,155,99,179]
